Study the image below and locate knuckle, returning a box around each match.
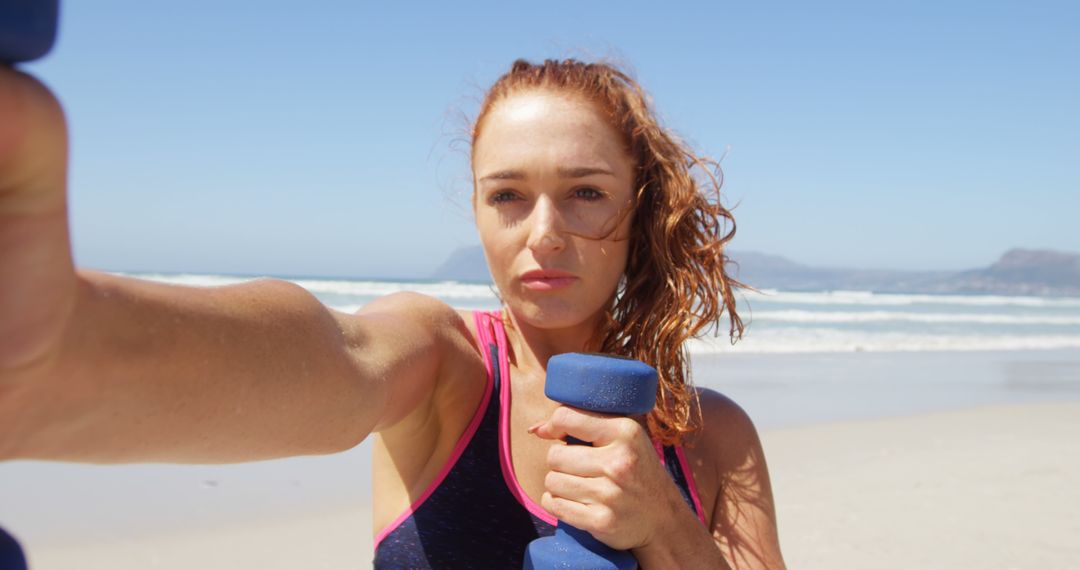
[600,481,623,504]
[552,406,574,425]
[546,444,561,468]
[616,419,639,439]
[593,507,616,534]
[543,470,559,491]
[606,451,637,481]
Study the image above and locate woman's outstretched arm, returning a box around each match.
[0,67,448,464]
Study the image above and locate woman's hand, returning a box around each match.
[528,405,691,551]
[0,67,75,378]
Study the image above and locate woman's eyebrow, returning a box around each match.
[478,169,526,182]
[478,166,616,182]
[558,166,616,179]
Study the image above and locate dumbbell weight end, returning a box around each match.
[523,524,637,570]
[0,0,60,64]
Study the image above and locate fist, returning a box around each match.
[529,405,686,551]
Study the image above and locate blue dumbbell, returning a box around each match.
[523,353,658,570]
[0,0,59,64]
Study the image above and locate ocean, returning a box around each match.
[122,271,1080,354]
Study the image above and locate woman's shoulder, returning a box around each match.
[687,387,768,474]
[357,291,462,327]
[358,293,486,436]
[679,387,770,524]
[691,388,760,454]
[355,292,483,355]
[352,293,488,427]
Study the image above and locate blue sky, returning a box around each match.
[24,1,1080,278]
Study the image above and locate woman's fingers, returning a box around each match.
[541,491,617,536]
[544,469,623,506]
[530,405,642,447]
[532,405,654,485]
[545,441,606,476]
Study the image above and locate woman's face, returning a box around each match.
[472,90,637,330]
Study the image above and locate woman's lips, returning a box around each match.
[520,269,578,291]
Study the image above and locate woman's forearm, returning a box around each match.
[0,269,378,463]
[633,502,731,569]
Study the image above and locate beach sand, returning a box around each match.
[23,508,374,570]
[765,400,1080,570]
[8,400,1075,569]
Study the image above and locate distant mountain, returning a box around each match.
[725,251,951,293]
[431,246,1080,296]
[730,248,1080,296]
[431,245,491,282]
[941,249,1080,296]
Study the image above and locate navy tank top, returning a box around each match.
[373,310,707,568]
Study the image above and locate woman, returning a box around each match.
[0,59,785,568]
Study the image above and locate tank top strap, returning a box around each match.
[490,311,510,393]
[662,444,708,524]
[473,310,505,393]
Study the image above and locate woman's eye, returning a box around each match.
[575,187,604,201]
[490,190,519,204]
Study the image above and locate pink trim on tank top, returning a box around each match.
[675,446,708,524]
[492,311,560,526]
[372,311,497,548]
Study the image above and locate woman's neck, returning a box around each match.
[501,308,602,377]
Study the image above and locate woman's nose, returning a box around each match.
[526,196,566,255]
